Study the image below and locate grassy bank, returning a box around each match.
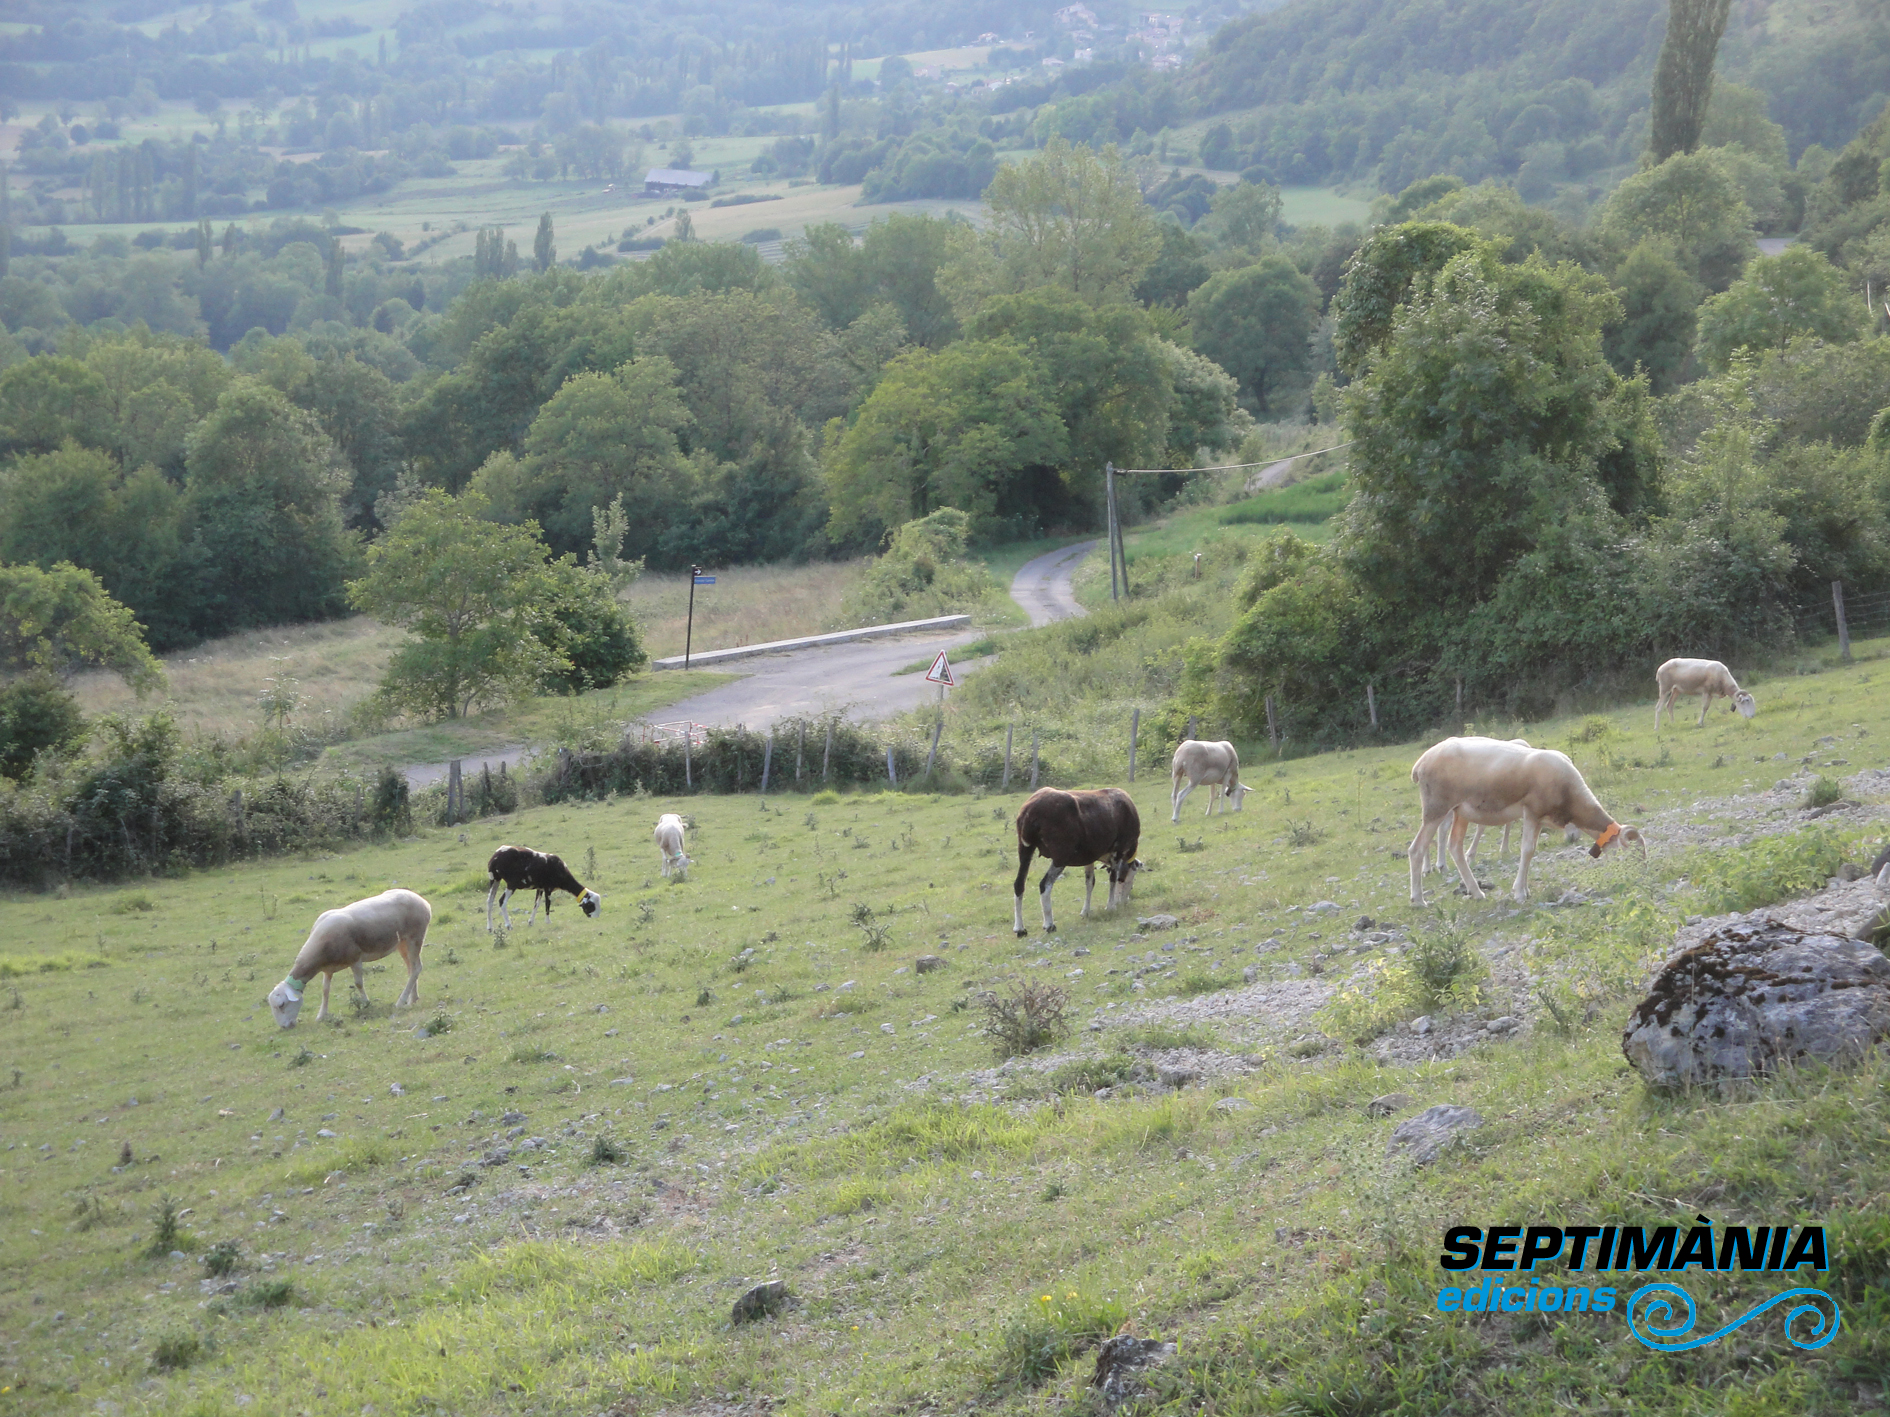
[1,647,1886,1414]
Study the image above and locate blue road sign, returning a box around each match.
[693,575,716,584]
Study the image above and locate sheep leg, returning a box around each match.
[1082,864,1096,917]
[1408,816,1445,905]
[1171,779,1193,823]
[351,961,367,1004]
[485,882,497,932]
[1013,844,1036,937]
[395,936,422,1008]
[526,891,540,925]
[1039,864,1065,932]
[1512,817,1542,902]
[1696,692,1711,728]
[1206,782,1221,817]
[496,888,514,929]
[1447,813,1483,899]
[1466,824,1485,866]
[316,969,334,1023]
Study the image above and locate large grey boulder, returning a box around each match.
[1622,919,1890,1089]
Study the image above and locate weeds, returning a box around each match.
[695,987,713,1007]
[1285,819,1323,847]
[990,1291,1127,1390]
[290,1046,313,1067]
[203,1240,241,1277]
[851,902,892,951]
[71,1195,110,1231]
[246,1279,294,1309]
[150,1329,202,1371]
[1406,916,1484,1007]
[423,1011,453,1035]
[145,1193,181,1258]
[1803,775,1844,809]
[1012,1053,1140,1098]
[1692,825,1848,912]
[976,982,1072,1057]
[1177,968,1235,996]
[589,1135,626,1166]
[492,925,509,951]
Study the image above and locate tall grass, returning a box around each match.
[625,560,869,656]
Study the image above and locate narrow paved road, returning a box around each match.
[400,540,1098,781]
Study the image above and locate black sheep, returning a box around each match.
[485,845,601,930]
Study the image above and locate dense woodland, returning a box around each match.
[2,0,1890,877]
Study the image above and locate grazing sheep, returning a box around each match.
[1013,787,1142,936]
[1655,658,1756,730]
[654,813,690,876]
[1170,740,1251,822]
[485,845,601,931]
[267,889,431,1028]
[1408,737,1645,905]
[1428,741,1533,873]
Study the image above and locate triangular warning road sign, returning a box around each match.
[923,649,956,686]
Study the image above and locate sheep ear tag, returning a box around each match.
[1590,822,1622,858]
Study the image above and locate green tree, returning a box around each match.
[0,356,110,455]
[783,222,871,329]
[1330,222,1484,378]
[1202,180,1284,254]
[1603,238,1702,393]
[509,357,695,556]
[534,212,556,272]
[1187,256,1321,413]
[1695,247,1861,370]
[824,340,1068,544]
[1648,0,1734,164]
[1599,151,1753,291]
[1339,250,1629,605]
[1135,221,1211,309]
[347,489,568,719]
[182,379,358,631]
[979,137,1162,304]
[0,560,162,691]
[0,672,87,779]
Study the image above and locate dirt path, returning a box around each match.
[399,541,1099,781]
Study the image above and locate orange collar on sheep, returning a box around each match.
[1589,822,1622,858]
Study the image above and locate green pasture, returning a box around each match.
[2,642,1887,1413]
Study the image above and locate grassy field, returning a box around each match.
[3,635,1887,1414]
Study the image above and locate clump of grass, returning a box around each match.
[695,986,714,1008]
[1177,968,1235,996]
[150,1329,202,1371]
[1803,774,1844,809]
[1693,824,1848,912]
[1117,1022,1219,1051]
[247,1278,295,1309]
[1406,917,1485,1007]
[203,1240,241,1277]
[145,1194,182,1258]
[508,1045,560,1064]
[423,1010,453,1034]
[810,789,841,806]
[815,992,870,1017]
[990,1291,1127,1390]
[1285,819,1323,847]
[1013,1053,1140,1098]
[71,1195,111,1231]
[850,902,892,951]
[589,1135,626,1166]
[977,981,1072,1057]
[110,894,156,914]
[289,1045,314,1068]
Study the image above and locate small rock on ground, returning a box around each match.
[730,1279,792,1324]
[1387,1104,1484,1163]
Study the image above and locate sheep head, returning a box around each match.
[579,889,602,917]
[1733,691,1757,719]
[1588,822,1647,862]
[268,977,305,1029]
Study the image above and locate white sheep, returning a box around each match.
[1655,658,1755,730]
[1170,740,1251,822]
[654,813,690,877]
[266,889,431,1028]
[1427,740,1532,874]
[1408,737,1644,905]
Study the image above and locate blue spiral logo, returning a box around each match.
[1626,1284,1842,1352]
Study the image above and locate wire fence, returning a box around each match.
[1793,583,1890,652]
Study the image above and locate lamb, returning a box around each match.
[1170,740,1252,822]
[1407,736,1645,906]
[1655,658,1756,730]
[485,844,601,930]
[1013,786,1142,936]
[266,888,431,1028]
[654,813,690,877]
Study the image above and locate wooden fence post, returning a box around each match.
[1002,722,1014,790]
[1029,730,1041,791]
[1184,714,1196,742]
[925,718,942,777]
[684,733,692,790]
[1366,683,1378,731]
[886,745,898,787]
[1834,580,1852,661]
[447,760,462,824]
[761,731,773,795]
[796,723,805,783]
[1264,695,1278,751]
[1128,706,1140,783]
[822,722,833,782]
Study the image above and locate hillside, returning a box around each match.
[1172,0,1890,189]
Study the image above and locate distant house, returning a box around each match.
[644,168,714,196]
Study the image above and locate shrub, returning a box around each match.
[990,1291,1128,1390]
[0,673,86,779]
[247,1278,295,1309]
[203,1239,241,1277]
[1803,775,1843,809]
[1693,825,1848,912]
[145,1193,181,1257]
[589,1134,626,1166]
[839,508,1003,626]
[150,1329,202,1371]
[977,981,1072,1057]
[1406,917,1485,1006]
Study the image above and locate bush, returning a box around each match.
[203,1239,241,1277]
[1804,775,1844,809]
[535,583,646,693]
[839,509,1002,626]
[150,1329,202,1371]
[539,717,924,799]
[0,674,86,779]
[976,981,1072,1057]
[1693,826,1848,911]
[145,1192,181,1258]
[1405,917,1486,1007]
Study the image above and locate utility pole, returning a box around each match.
[1105,462,1120,602]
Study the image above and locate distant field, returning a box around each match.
[625,560,870,659]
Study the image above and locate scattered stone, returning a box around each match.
[1157,1065,1201,1089]
[608,1077,635,1087]
[730,1280,793,1324]
[268,1107,284,1122]
[1307,901,1341,916]
[1622,919,1890,1089]
[1242,965,1259,984]
[848,1050,866,1060]
[915,955,945,974]
[880,1023,895,1035]
[1213,1097,1248,1111]
[1138,914,1180,931]
[1387,1104,1484,1164]
[1092,1334,1178,1407]
[1836,862,1866,883]
[315,1129,337,1139]
[1366,1092,1412,1118]
[1355,916,1375,931]
[501,1111,527,1126]
[1484,1016,1519,1034]
[388,1084,404,1097]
